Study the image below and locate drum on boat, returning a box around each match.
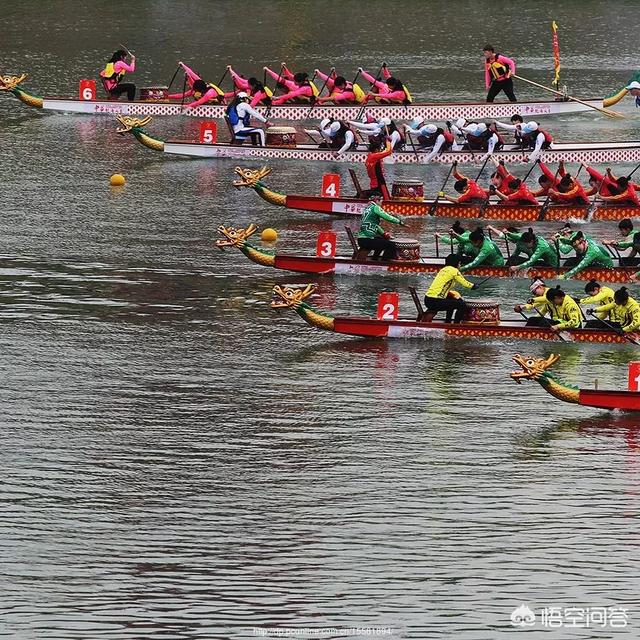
[266,126,297,148]
[464,299,501,324]
[391,179,424,201]
[140,86,169,102]
[393,237,421,261]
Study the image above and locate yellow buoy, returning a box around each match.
[261,228,278,242]
[110,173,126,186]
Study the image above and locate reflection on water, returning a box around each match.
[2,1,640,638]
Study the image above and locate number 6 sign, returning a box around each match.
[79,79,96,101]
[377,292,399,320]
[321,173,341,198]
[316,231,337,257]
[199,121,217,144]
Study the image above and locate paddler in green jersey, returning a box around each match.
[357,193,405,260]
[488,225,559,271]
[435,221,475,262]
[557,231,613,280]
[460,227,505,272]
[603,218,640,266]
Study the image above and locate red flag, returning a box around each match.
[552,21,561,87]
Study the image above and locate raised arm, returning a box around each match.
[229,67,250,90]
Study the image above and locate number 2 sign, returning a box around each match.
[316,231,337,257]
[377,292,399,320]
[199,121,217,144]
[321,174,340,198]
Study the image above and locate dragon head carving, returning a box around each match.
[271,284,316,310]
[510,353,561,384]
[0,74,28,91]
[233,166,272,189]
[215,224,258,250]
[116,115,152,133]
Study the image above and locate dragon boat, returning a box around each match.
[269,284,638,344]
[233,166,640,222]
[511,354,640,411]
[115,116,640,165]
[215,223,637,283]
[0,72,626,120]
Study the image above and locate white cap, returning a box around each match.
[378,117,392,126]
[237,91,249,99]
[625,81,640,90]
[409,116,424,130]
[424,124,437,134]
[329,121,341,134]
[522,121,539,134]
[320,118,331,130]
[455,117,466,129]
[530,278,545,293]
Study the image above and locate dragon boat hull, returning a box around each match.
[157,139,640,165]
[578,389,640,411]
[6,91,606,120]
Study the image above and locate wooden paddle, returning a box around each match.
[167,64,181,92]
[586,310,640,345]
[537,164,563,220]
[531,305,570,342]
[512,73,624,119]
[307,67,334,117]
[428,162,456,216]
[264,63,286,119]
[355,62,385,121]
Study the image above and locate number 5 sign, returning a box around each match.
[316,231,337,257]
[199,121,217,144]
[377,292,399,320]
[79,79,96,101]
[321,173,340,198]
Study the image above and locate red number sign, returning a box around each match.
[321,173,341,198]
[628,362,640,391]
[79,79,96,101]
[316,231,337,257]
[199,121,217,144]
[377,292,399,320]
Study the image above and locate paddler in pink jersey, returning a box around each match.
[226,65,273,106]
[100,49,136,101]
[168,61,225,109]
[263,64,319,104]
[313,69,366,104]
[359,64,412,104]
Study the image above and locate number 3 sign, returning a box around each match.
[316,231,337,257]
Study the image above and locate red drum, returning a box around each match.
[266,126,297,147]
[392,179,424,201]
[393,237,421,261]
[464,299,501,324]
[140,86,169,102]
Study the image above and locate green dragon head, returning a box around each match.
[271,284,316,310]
[510,353,561,384]
[0,73,28,91]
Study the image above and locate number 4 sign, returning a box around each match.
[199,121,217,144]
[321,174,340,198]
[316,231,337,257]
[377,292,399,320]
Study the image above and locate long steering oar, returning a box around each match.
[586,310,640,345]
[537,164,563,221]
[428,163,456,216]
[512,73,624,119]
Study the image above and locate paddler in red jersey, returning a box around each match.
[490,161,518,196]
[582,165,620,197]
[492,178,539,205]
[483,44,517,102]
[531,160,565,197]
[442,162,489,204]
[363,139,393,200]
[599,176,640,207]
[547,174,590,205]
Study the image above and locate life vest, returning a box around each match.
[351,82,366,104]
[250,85,273,98]
[522,129,553,149]
[467,130,502,151]
[100,62,125,86]
[226,103,250,127]
[374,84,411,105]
[418,127,455,148]
[487,54,510,82]
[329,122,356,150]
[194,83,225,103]
[459,180,489,203]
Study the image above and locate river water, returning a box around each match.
[1,1,640,638]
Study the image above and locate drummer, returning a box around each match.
[459,227,505,272]
[357,193,405,261]
[169,61,225,107]
[441,163,489,204]
[363,139,394,199]
[424,254,478,323]
[226,93,273,146]
[100,49,136,101]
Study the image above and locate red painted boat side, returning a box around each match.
[274,255,337,273]
[579,390,640,411]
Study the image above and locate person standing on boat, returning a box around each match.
[424,254,478,323]
[459,228,505,272]
[226,67,273,106]
[441,164,489,204]
[314,71,366,104]
[483,44,517,103]
[604,219,640,265]
[100,49,136,101]
[363,139,394,199]
[357,193,405,260]
[588,287,640,333]
[557,231,614,280]
[226,93,273,146]
[359,65,412,104]
[581,281,620,329]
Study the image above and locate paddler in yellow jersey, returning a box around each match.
[587,286,640,334]
[533,286,583,332]
[424,254,479,323]
[514,278,550,326]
